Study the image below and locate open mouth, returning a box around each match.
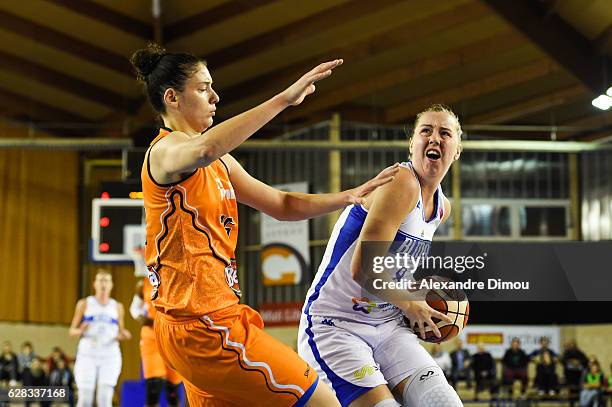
[425,149,441,160]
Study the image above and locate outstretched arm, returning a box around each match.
[151,60,343,178]
[224,154,399,221]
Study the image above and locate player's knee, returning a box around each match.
[165,380,179,406]
[145,377,164,405]
[403,366,463,407]
[76,387,95,407]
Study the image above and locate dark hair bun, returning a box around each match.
[130,42,167,82]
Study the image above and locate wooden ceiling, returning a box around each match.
[1,0,612,142]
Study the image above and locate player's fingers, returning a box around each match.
[370,176,395,188]
[309,70,333,84]
[309,59,343,75]
[428,318,442,338]
[433,310,453,323]
[417,320,426,340]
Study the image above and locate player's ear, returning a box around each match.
[163,88,179,108]
[454,142,462,161]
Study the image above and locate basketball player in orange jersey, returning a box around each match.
[131,42,399,407]
[130,279,182,407]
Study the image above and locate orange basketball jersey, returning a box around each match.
[142,127,240,318]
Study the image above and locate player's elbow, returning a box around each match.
[269,191,299,221]
[195,139,220,167]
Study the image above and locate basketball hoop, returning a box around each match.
[129,246,147,277]
[124,225,147,277]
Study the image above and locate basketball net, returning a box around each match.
[129,246,147,277]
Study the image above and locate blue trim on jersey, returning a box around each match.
[82,315,119,325]
[293,376,319,407]
[305,315,372,407]
[304,204,365,316]
[303,205,372,407]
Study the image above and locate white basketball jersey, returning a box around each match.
[303,162,446,324]
[77,296,120,354]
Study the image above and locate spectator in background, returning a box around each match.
[49,358,75,407]
[17,341,37,375]
[472,342,497,401]
[534,350,559,397]
[502,337,529,396]
[561,340,588,397]
[530,337,558,361]
[0,341,19,386]
[22,357,50,407]
[579,361,605,407]
[450,339,472,389]
[431,343,452,379]
[47,346,71,373]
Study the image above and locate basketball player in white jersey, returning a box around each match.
[69,269,132,407]
[298,105,464,407]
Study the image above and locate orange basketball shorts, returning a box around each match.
[154,304,319,407]
[140,326,182,384]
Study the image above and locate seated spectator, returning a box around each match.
[21,357,50,407]
[47,346,71,373]
[49,358,75,407]
[502,337,529,396]
[450,339,472,389]
[431,343,452,379]
[0,341,19,386]
[17,341,37,375]
[530,336,558,362]
[534,350,559,397]
[472,342,498,400]
[561,340,588,397]
[579,361,605,407]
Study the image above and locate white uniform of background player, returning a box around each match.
[298,106,464,407]
[69,269,131,407]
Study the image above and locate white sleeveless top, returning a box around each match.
[77,296,120,354]
[303,162,446,324]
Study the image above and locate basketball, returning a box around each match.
[405,282,469,343]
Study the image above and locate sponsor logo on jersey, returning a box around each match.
[224,259,242,297]
[220,214,235,237]
[352,297,377,314]
[215,178,236,201]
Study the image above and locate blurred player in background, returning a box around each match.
[69,269,131,407]
[130,278,182,407]
[131,42,398,406]
[298,105,463,407]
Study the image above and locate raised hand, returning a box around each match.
[281,59,343,106]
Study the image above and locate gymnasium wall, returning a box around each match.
[0,141,80,323]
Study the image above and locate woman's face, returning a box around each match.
[410,111,461,180]
[94,273,113,296]
[175,64,220,132]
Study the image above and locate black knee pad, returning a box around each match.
[145,377,164,405]
[165,381,179,406]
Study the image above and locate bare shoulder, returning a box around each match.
[149,131,190,158]
[441,196,452,223]
[364,165,420,209]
